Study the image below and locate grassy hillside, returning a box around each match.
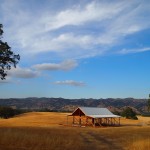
[0,112,149,150]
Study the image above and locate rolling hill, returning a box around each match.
[0,97,148,113]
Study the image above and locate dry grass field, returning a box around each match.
[0,112,149,150]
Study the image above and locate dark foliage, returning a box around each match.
[142,112,150,117]
[0,106,23,119]
[113,111,121,116]
[121,107,138,120]
[0,24,20,80]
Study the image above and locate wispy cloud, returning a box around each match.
[44,1,125,31]
[33,60,78,71]
[1,0,150,59]
[53,80,86,87]
[119,47,150,54]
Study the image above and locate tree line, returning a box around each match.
[0,106,23,119]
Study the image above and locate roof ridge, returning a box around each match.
[79,106,107,109]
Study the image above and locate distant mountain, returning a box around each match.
[0,97,148,113]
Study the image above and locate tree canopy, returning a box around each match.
[121,107,138,120]
[0,24,20,80]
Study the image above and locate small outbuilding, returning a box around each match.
[67,107,121,127]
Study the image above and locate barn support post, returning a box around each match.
[113,118,116,125]
[111,118,113,125]
[113,118,115,125]
[86,117,88,125]
[99,118,102,126]
[108,118,110,125]
[101,118,103,125]
[92,118,95,127]
[98,118,100,125]
[109,118,111,125]
[105,118,107,125]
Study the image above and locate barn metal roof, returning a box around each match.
[78,107,120,118]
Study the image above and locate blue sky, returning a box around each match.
[0,0,150,99]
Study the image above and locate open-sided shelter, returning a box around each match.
[68,107,121,127]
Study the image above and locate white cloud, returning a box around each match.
[0,60,78,81]
[33,60,77,71]
[7,66,40,78]
[44,1,125,31]
[119,47,150,54]
[26,33,94,55]
[1,0,150,59]
[54,80,86,86]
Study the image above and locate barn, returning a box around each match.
[67,107,121,127]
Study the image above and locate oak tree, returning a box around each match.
[0,24,20,80]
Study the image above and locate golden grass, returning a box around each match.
[0,112,70,128]
[127,137,150,150]
[120,115,150,126]
[0,112,149,150]
[0,127,85,150]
